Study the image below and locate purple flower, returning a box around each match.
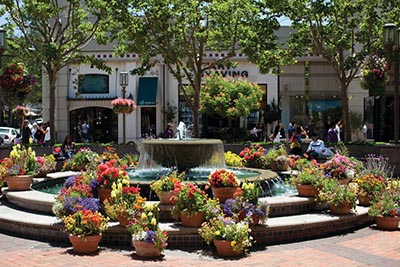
[89,178,99,191]
[145,230,156,244]
[64,176,77,187]
[63,196,100,215]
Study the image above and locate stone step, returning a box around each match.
[0,197,373,249]
[3,187,324,219]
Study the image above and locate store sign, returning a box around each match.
[204,65,249,78]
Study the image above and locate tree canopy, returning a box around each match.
[0,0,110,143]
[275,0,386,142]
[102,0,286,137]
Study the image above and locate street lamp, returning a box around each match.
[383,23,400,143]
[0,27,6,55]
[119,71,129,144]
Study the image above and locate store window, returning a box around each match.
[70,107,117,143]
[78,74,109,94]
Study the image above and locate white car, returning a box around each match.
[0,127,20,145]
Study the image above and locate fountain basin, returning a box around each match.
[137,139,225,171]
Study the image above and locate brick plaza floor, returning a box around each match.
[0,226,399,267]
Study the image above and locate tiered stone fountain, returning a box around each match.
[0,135,373,249]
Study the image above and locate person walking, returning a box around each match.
[21,119,32,146]
[43,122,51,147]
[81,121,90,143]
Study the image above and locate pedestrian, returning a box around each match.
[335,119,342,141]
[289,135,302,155]
[272,122,285,142]
[43,122,51,147]
[165,123,174,138]
[250,125,259,142]
[61,135,76,159]
[81,121,90,143]
[327,123,338,143]
[22,119,32,146]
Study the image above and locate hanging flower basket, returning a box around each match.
[111,98,137,114]
[12,105,29,118]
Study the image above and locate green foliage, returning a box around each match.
[102,0,284,136]
[200,72,263,119]
[1,0,112,143]
[317,179,358,209]
[290,166,324,187]
[198,216,253,254]
[276,0,384,142]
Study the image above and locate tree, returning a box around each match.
[0,0,110,143]
[103,0,285,137]
[200,72,263,128]
[276,0,384,142]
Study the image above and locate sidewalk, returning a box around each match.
[0,226,399,267]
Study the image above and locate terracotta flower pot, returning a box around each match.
[97,187,112,203]
[132,240,162,257]
[375,216,400,231]
[157,191,175,205]
[68,234,102,254]
[296,184,319,197]
[213,239,242,257]
[180,211,204,227]
[118,212,130,227]
[211,186,237,203]
[5,175,32,191]
[328,202,352,215]
[357,195,371,206]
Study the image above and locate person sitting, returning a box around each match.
[289,135,302,155]
[61,135,76,159]
[305,133,333,160]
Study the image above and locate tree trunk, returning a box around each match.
[49,71,57,145]
[340,81,351,142]
[192,76,202,137]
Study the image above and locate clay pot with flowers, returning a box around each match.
[317,179,358,215]
[128,203,168,258]
[103,183,145,227]
[62,209,109,254]
[209,169,240,203]
[150,169,185,204]
[199,215,253,257]
[171,181,209,227]
[368,182,400,230]
[95,159,130,202]
[3,144,38,191]
[52,174,101,219]
[290,166,324,197]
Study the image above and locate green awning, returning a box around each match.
[137,77,158,106]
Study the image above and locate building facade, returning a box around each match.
[44,27,369,143]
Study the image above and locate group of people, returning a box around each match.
[21,119,51,147]
[267,119,342,160]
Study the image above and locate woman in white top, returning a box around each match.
[43,122,51,146]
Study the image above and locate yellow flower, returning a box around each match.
[215,230,220,236]
[151,218,157,225]
[141,213,147,220]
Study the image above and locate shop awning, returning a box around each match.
[137,77,158,106]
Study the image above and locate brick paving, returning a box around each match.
[0,226,399,267]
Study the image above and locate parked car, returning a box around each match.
[0,127,20,145]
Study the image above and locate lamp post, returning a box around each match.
[120,71,129,144]
[383,23,400,143]
[0,28,6,125]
